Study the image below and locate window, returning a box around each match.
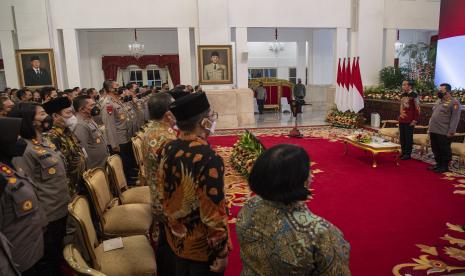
[129,68,143,87]
[248,68,277,80]
[147,68,162,89]
[289,68,297,84]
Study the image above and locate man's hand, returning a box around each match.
[112,146,120,153]
[210,256,228,273]
[447,132,455,138]
[410,120,417,126]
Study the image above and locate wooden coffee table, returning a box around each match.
[343,136,401,168]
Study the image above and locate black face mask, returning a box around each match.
[438,92,445,99]
[91,106,100,116]
[123,95,133,102]
[41,115,54,132]
[94,95,100,101]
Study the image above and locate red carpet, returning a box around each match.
[208,134,465,276]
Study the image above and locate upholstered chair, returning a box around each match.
[82,168,152,237]
[131,136,147,186]
[68,196,157,276]
[451,133,465,168]
[107,154,150,205]
[413,125,430,156]
[63,244,106,276]
[378,120,399,143]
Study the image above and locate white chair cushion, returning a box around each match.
[121,186,151,205]
[103,204,152,236]
[379,128,399,137]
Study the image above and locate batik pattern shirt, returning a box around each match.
[157,136,230,262]
[142,121,176,238]
[46,126,86,196]
[237,196,351,276]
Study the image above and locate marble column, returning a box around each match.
[384,28,397,67]
[177,27,193,85]
[0,31,19,88]
[62,29,81,88]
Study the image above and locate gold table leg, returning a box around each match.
[372,152,378,168]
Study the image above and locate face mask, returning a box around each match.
[41,115,54,131]
[438,92,445,99]
[91,106,100,116]
[64,115,78,128]
[123,95,133,102]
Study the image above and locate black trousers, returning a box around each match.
[430,132,452,168]
[157,225,176,276]
[257,99,265,114]
[399,123,414,156]
[35,215,68,276]
[174,255,224,276]
[118,141,138,186]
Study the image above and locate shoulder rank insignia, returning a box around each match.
[0,165,13,176]
[22,200,33,211]
[48,167,56,175]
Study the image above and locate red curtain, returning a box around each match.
[101,55,180,85]
[0,59,3,70]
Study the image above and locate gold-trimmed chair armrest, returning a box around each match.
[414,125,429,129]
[381,120,399,128]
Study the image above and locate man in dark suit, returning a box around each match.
[24,56,52,86]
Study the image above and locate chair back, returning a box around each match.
[106,155,128,198]
[63,244,105,276]
[132,136,146,177]
[83,168,113,225]
[68,197,101,270]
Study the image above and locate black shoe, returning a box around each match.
[427,165,439,171]
[400,155,411,160]
[434,166,449,173]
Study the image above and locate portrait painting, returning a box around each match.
[198,45,233,84]
[16,49,57,88]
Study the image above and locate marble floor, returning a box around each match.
[237,105,329,129]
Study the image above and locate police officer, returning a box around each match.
[293,78,306,101]
[101,80,137,185]
[0,117,45,275]
[203,51,227,80]
[43,97,86,196]
[73,95,109,169]
[9,102,70,276]
[398,80,420,160]
[127,82,145,129]
[428,83,462,173]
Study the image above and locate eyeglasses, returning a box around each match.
[208,112,218,120]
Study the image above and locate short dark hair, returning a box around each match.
[64,89,73,95]
[211,51,219,57]
[440,83,452,92]
[73,95,90,112]
[40,86,54,101]
[404,79,415,88]
[176,109,209,132]
[248,144,311,204]
[148,92,174,120]
[194,85,200,91]
[17,89,30,100]
[72,87,80,92]
[8,102,40,139]
[103,80,114,93]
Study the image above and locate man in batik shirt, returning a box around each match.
[158,92,230,275]
[43,97,86,196]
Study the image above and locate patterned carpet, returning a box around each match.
[209,126,465,276]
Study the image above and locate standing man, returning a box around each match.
[101,80,137,185]
[428,83,462,173]
[142,93,177,276]
[254,82,267,114]
[73,95,109,170]
[293,78,306,101]
[204,51,227,81]
[398,80,420,160]
[24,56,52,87]
[158,92,230,275]
[43,97,86,196]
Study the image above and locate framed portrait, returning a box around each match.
[15,49,57,88]
[198,45,233,85]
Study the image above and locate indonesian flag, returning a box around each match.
[342,58,351,112]
[335,58,342,110]
[352,57,364,113]
[340,58,346,111]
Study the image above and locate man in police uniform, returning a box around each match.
[73,95,109,169]
[101,80,138,185]
[43,97,86,196]
[203,51,227,81]
[428,83,462,173]
[293,78,306,101]
[0,117,45,275]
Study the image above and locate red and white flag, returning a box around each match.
[342,58,351,112]
[335,58,342,110]
[352,57,364,113]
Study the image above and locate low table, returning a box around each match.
[343,136,401,168]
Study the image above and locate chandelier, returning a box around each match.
[269,28,284,55]
[128,29,145,59]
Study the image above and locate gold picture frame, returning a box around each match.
[198,45,233,85]
[15,48,57,89]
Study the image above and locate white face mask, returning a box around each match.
[65,115,78,129]
[205,120,216,134]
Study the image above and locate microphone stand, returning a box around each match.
[289,99,303,138]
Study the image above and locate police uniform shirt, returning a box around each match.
[101,96,130,149]
[124,100,139,137]
[429,97,462,136]
[0,232,20,276]
[203,63,227,80]
[0,163,46,272]
[74,113,109,169]
[12,139,70,223]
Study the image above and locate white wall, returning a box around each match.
[82,29,178,88]
[384,0,440,30]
